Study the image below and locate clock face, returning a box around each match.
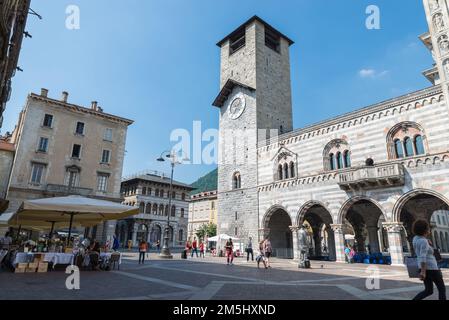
[228,94,246,120]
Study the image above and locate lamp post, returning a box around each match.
[157,150,189,259]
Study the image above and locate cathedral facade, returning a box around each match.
[214,1,449,266]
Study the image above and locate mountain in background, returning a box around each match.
[190,168,218,195]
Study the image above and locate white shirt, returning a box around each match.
[413,236,439,271]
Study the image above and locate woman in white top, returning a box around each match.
[412,220,446,300]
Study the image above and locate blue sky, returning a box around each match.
[1,0,433,184]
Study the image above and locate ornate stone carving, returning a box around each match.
[430,0,440,13]
[438,34,449,55]
[330,224,344,233]
[289,225,299,233]
[382,222,404,233]
[433,13,445,32]
[443,59,449,78]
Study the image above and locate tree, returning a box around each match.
[195,223,217,241]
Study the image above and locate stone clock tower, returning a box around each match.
[212,16,294,242]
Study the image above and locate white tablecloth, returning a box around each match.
[13,252,74,267]
[43,253,74,267]
[13,252,33,265]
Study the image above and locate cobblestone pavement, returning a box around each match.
[1,252,448,300]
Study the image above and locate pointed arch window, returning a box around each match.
[414,135,425,155]
[139,202,145,213]
[278,165,283,180]
[171,205,176,217]
[145,203,151,214]
[387,122,427,159]
[404,137,414,157]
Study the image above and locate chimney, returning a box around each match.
[91,101,98,111]
[41,88,48,97]
[61,91,69,103]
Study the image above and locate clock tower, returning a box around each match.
[213,16,294,242]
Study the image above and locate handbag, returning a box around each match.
[405,256,420,278]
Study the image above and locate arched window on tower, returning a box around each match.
[394,139,404,158]
[146,203,151,214]
[139,202,145,213]
[404,137,414,157]
[414,135,425,155]
[283,163,289,180]
[232,172,241,189]
[289,162,295,178]
[171,205,176,217]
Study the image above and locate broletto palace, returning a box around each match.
[214,0,449,266]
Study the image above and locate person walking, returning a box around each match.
[156,240,161,252]
[185,240,192,258]
[112,235,120,252]
[199,241,205,258]
[257,240,268,269]
[191,238,199,258]
[138,240,148,264]
[246,237,254,262]
[263,238,273,268]
[412,220,446,300]
[344,245,351,264]
[225,238,234,265]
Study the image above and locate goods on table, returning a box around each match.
[37,262,48,273]
[15,263,28,273]
[26,262,38,273]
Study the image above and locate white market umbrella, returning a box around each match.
[207,234,240,242]
[9,196,138,244]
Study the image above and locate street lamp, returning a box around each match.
[156,150,189,258]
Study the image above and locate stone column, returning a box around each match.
[331,224,345,263]
[289,225,299,260]
[327,226,336,261]
[131,223,138,248]
[367,226,380,253]
[383,222,405,266]
[313,229,322,257]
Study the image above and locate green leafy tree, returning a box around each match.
[195,223,217,241]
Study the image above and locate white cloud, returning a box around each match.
[358,68,389,79]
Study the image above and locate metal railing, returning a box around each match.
[45,184,93,196]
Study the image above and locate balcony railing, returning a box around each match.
[45,184,93,196]
[338,163,405,191]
